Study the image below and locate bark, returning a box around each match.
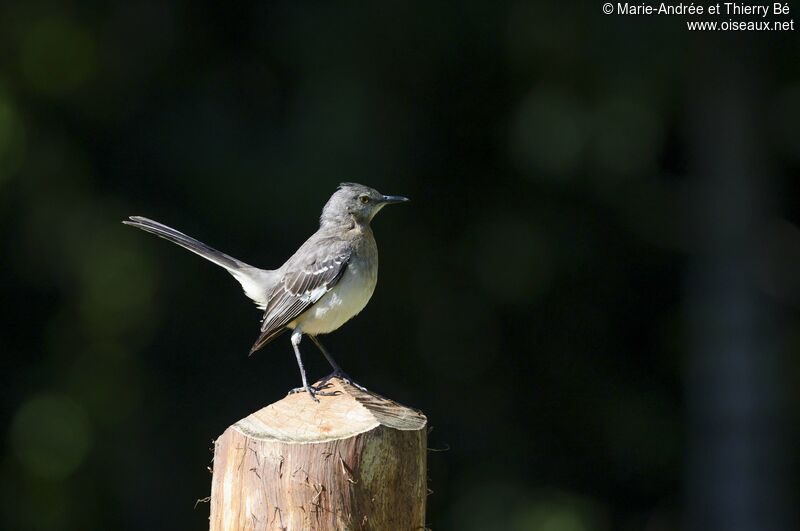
[209,377,427,531]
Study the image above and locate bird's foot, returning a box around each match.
[320,370,368,392]
[287,384,337,402]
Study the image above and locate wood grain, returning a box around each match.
[209,377,427,531]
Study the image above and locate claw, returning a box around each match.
[320,371,369,392]
[287,384,336,402]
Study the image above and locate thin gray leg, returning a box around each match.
[309,336,368,392]
[309,335,343,373]
[289,331,318,401]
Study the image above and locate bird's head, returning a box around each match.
[320,183,409,226]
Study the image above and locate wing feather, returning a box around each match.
[249,238,350,353]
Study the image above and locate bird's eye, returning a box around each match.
[359,195,370,204]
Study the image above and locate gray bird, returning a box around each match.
[123,183,409,400]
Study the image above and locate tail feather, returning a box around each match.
[123,216,274,308]
[123,216,246,271]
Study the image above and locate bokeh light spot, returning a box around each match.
[590,96,663,177]
[539,511,588,531]
[506,3,579,74]
[512,492,608,531]
[449,482,607,531]
[0,91,26,179]
[9,393,91,480]
[449,481,528,531]
[77,229,157,340]
[511,86,585,177]
[19,17,96,96]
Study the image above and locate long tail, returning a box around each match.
[123,216,274,308]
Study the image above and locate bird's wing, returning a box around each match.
[249,238,351,353]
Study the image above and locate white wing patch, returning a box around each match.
[300,285,329,303]
[250,246,351,352]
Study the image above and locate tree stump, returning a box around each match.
[209,377,428,531]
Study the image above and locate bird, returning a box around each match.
[123,183,409,400]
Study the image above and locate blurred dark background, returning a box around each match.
[1,1,799,530]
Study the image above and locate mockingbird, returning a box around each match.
[123,183,409,400]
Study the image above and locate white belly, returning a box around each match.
[292,260,377,335]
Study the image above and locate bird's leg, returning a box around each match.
[287,331,334,401]
[309,336,368,392]
[309,335,344,373]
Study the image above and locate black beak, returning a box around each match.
[381,195,410,204]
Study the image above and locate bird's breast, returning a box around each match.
[294,255,378,335]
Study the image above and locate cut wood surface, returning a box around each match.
[209,377,428,531]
